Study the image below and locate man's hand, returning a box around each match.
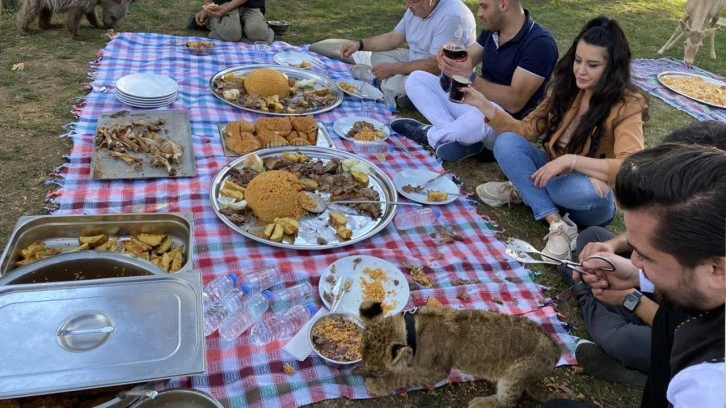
[579,241,615,262]
[594,288,635,307]
[531,155,572,189]
[437,50,472,78]
[340,41,360,59]
[580,253,640,295]
[204,3,229,18]
[195,10,209,26]
[371,62,399,80]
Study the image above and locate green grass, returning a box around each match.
[0,0,723,406]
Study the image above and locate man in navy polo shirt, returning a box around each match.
[392,0,558,162]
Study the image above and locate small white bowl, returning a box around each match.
[308,312,364,368]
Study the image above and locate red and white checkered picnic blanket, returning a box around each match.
[52,32,576,407]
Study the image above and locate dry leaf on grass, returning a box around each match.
[11,63,25,71]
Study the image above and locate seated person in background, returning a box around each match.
[309,0,476,106]
[461,16,648,259]
[563,120,726,387]
[189,0,273,43]
[392,0,558,162]
[544,143,725,408]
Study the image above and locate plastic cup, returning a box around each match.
[253,41,268,63]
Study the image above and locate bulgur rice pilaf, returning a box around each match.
[311,315,362,362]
[360,266,396,314]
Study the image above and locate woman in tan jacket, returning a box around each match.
[461,16,648,260]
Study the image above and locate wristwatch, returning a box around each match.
[623,290,643,312]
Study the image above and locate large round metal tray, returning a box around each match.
[209,64,344,116]
[210,146,397,250]
[657,71,726,109]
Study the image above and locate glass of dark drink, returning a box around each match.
[449,74,470,103]
[443,44,468,61]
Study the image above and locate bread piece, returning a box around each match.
[427,191,449,202]
[291,115,317,134]
[227,131,262,155]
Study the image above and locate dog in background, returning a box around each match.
[17,0,131,40]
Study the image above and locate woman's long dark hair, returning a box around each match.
[542,16,647,156]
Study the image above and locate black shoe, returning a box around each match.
[395,95,416,111]
[390,118,430,145]
[474,148,496,163]
[187,15,207,30]
[435,141,484,162]
[576,339,648,386]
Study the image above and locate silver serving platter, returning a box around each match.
[209,64,344,116]
[210,146,397,250]
[657,71,726,109]
[91,109,197,179]
[217,122,335,156]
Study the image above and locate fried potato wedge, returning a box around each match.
[79,234,109,248]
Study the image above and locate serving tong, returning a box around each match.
[505,238,616,276]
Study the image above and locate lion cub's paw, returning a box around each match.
[365,378,394,396]
[468,396,500,408]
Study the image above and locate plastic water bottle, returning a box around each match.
[217,292,270,340]
[203,286,253,336]
[264,281,314,313]
[353,140,391,155]
[239,266,283,295]
[394,207,439,230]
[202,273,239,310]
[248,303,317,345]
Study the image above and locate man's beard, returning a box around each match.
[654,288,704,315]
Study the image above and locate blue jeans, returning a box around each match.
[493,132,616,227]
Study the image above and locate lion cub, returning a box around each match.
[358,300,561,408]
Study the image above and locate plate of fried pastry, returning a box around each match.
[210,146,398,250]
[333,116,389,142]
[210,64,344,116]
[218,115,334,156]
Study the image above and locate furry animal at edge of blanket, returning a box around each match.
[358,300,562,408]
[16,0,131,40]
[657,0,725,65]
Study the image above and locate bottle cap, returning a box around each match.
[261,290,274,300]
[305,303,317,315]
[241,284,253,295]
[227,273,238,285]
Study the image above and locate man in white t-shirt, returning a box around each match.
[309,0,476,105]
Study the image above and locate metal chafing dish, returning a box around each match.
[0,213,204,399]
[0,213,194,277]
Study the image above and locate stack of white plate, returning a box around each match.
[115,73,179,108]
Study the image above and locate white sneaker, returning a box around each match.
[475,181,522,207]
[541,214,578,261]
